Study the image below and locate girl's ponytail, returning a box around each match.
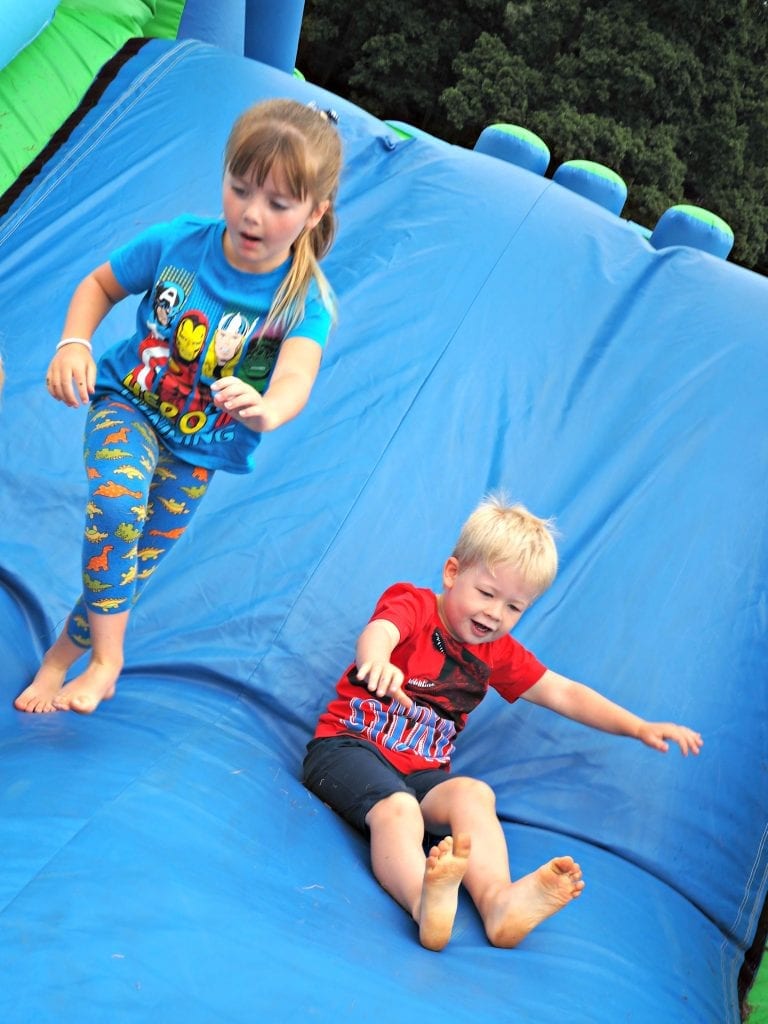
[268,222,336,338]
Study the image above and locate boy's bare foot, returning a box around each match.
[52,661,121,715]
[483,855,584,948]
[14,633,86,713]
[418,833,471,951]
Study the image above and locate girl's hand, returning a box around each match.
[356,660,413,711]
[46,343,96,408]
[637,721,703,756]
[211,376,276,431]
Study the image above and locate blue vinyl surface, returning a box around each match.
[1,36,767,1024]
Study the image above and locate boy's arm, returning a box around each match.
[211,336,322,432]
[46,262,129,408]
[522,669,703,756]
[354,619,414,710]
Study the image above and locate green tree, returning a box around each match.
[299,0,508,131]
[299,0,768,272]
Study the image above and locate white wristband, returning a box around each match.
[56,337,93,352]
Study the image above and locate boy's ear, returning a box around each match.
[442,556,460,589]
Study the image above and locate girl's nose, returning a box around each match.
[243,198,262,222]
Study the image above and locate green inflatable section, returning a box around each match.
[0,0,187,197]
[750,971,768,1023]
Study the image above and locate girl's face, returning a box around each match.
[221,164,328,274]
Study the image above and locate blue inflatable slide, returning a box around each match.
[1,2,767,1022]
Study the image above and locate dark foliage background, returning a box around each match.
[298,0,768,274]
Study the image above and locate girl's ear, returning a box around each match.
[442,556,460,590]
[305,198,330,232]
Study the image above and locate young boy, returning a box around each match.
[303,495,702,952]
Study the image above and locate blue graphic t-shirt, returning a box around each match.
[96,215,333,473]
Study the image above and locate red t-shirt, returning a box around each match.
[313,582,547,772]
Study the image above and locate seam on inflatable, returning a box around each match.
[0,39,202,247]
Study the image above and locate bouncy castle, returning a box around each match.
[1,2,767,1021]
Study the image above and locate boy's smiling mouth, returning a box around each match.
[471,619,492,636]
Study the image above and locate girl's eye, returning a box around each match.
[478,589,492,598]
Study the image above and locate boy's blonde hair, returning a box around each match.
[452,493,559,596]
[224,98,343,336]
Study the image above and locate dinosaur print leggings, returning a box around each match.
[65,397,212,648]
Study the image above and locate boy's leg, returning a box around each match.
[366,794,471,951]
[303,738,469,951]
[419,775,584,947]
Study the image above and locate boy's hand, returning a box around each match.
[46,344,96,408]
[356,660,413,711]
[637,722,703,756]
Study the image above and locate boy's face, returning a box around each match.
[438,558,539,645]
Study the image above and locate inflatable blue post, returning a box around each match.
[474,124,550,175]
[651,204,734,259]
[177,0,247,55]
[553,159,628,215]
[244,0,305,73]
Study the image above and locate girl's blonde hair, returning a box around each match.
[224,98,343,336]
[453,493,559,597]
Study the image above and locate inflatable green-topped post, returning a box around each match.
[553,159,628,216]
[651,204,734,259]
[473,124,551,176]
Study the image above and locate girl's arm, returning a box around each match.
[211,335,322,432]
[522,669,703,755]
[354,619,413,710]
[47,262,129,408]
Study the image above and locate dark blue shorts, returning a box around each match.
[302,735,450,834]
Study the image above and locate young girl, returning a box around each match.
[15,98,343,716]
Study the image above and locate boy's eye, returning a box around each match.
[478,589,492,598]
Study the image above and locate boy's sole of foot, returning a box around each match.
[485,855,584,948]
[418,832,471,951]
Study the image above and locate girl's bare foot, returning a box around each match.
[14,663,68,713]
[418,833,471,951]
[52,660,121,715]
[482,855,584,948]
[14,632,86,713]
